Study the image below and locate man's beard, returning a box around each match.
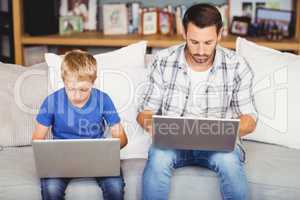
[185,43,216,65]
[191,53,210,64]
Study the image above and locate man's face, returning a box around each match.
[184,23,221,65]
[64,79,93,106]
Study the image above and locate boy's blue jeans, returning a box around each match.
[142,145,248,200]
[41,175,124,200]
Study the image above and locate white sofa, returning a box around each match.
[0,39,300,200]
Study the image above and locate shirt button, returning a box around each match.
[185,96,188,99]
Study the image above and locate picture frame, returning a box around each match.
[230,16,251,36]
[256,8,294,38]
[228,0,293,24]
[142,9,159,35]
[241,2,253,18]
[159,11,173,35]
[102,4,128,35]
[59,16,83,35]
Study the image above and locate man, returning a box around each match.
[137,3,257,200]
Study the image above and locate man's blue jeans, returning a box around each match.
[142,145,248,200]
[41,175,125,200]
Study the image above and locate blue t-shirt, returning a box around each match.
[36,88,120,139]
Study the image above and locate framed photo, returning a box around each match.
[230,16,251,36]
[142,9,158,35]
[159,11,173,35]
[256,8,294,37]
[228,0,292,24]
[242,2,253,18]
[102,4,128,35]
[59,16,83,35]
[255,2,265,10]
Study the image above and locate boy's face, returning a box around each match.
[64,80,93,106]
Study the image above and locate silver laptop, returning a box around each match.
[32,138,120,178]
[152,115,240,152]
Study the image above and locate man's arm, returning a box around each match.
[32,123,49,140]
[110,123,128,148]
[239,114,256,137]
[232,56,258,137]
[137,110,154,135]
[137,55,165,136]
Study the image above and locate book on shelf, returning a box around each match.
[175,5,186,35]
[216,4,229,37]
[97,3,103,32]
[23,46,48,66]
[127,2,140,34]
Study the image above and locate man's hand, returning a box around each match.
[137,110,154,136]
[239,114,256,137]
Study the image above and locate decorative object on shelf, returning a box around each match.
[159,10,174,35]
[102,4,128,35]
[256,8,294,38]
[59,15,83,35]
[141,9,158,35]
[230,16,251,36]
[265,21,284,41]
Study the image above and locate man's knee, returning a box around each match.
[210,148,243,171]
[147,146,176,171]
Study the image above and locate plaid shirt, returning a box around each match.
[139,43,258,159]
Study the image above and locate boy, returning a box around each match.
[32,50,127,200]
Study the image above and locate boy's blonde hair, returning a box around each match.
[61,50,97,83]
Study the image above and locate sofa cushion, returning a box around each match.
[45,40,148,93]
[236,37,300,149]
[1,141,300,200]
[98,66,152,159]
[0,63,48,147]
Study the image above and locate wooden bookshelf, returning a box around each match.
[21,32,299,50]
[13,0,300,65]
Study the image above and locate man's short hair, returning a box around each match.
[182,3,223,34]
[61,50,97,83]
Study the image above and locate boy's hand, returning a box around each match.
[32,123,49,140]
[110,123,128,148]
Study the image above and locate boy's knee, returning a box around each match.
[100,177,125,193]
[99,177,125,200]
[41,182,65,199]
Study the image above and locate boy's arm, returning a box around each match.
[32,123,49,140]
[110,123,128,149]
